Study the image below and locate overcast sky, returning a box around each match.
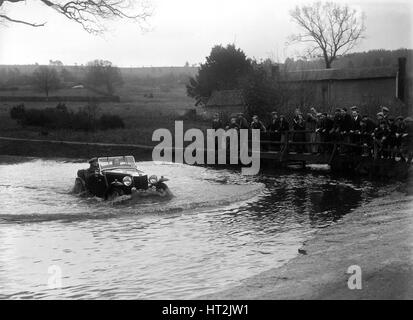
[0,0,411,66]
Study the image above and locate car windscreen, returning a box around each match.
[98,156,136,170]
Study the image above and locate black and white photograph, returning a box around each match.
[0,0,412,307]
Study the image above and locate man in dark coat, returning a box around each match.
[267,111,281,150]
[211,113,223,130]
[268,112,280,131]
[306,108,318,153]
[340,108,353,139]
[331,108,342,141]
[279,115,290,144]
[293,114,306,153]
[317,113,333,153]
[236,113,249,129]
[373,121,390,158]
[350,106,362,144]
[381,106,390,123]
[226,117,240,130]
[250,115,266,131]
[362,115,376,133]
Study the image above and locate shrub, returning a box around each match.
[22,108,52,127]
[10,103,124,131]
[99,114,125,130]
[10,104,26,120]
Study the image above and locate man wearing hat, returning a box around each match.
[83,157,99,181]
[394,116,406,158]
[360,116,375,156]
[381,106,390,122]
[401,117,413,162]
[267,111,281,149]
[279,114,290,144]
[226,117,239,130]
[340,108,353,133]
[376,112,384,125]
[316,112,333,153]
[373,120,390,159]
[350,106,362,144]
[268,111,280,132]
[331,108,342,141]
[211,113,223,130]
[236,113,249,129]
[306,107,318,153]
[250,115,266,131]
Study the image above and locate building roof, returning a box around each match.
[205,89,245,108]
[281,66,398,82]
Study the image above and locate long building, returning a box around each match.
[277,57,411,117]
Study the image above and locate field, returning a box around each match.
[0,80,210,146]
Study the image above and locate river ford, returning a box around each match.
[0,157,387,299]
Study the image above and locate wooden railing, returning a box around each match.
[250,130,411,164]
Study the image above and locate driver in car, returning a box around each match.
[85,158,99,180]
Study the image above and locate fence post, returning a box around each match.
[280,131,289,162]
[328,143,338,166]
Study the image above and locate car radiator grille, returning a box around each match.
[133,175,148,189]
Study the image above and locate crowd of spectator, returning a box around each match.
[211,106,413,162]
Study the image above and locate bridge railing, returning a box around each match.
[247,130,411,162]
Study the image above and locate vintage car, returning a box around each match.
[73,155,169,200]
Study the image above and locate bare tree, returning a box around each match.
[0,0,152,33]
[85,59,123,95]
[32,66,61,97]
[289,2,366,69]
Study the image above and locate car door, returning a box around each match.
[86,172,107,198]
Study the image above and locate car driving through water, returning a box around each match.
[73,155,170,200]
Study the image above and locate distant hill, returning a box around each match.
[282,48,413,74]
[1,48,411,88]
[0,64,199,88]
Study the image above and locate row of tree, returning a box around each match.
[0,60,123,97]
[284,49,413,71]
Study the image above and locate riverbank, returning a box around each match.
[201,183,413,299]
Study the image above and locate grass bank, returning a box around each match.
[0,83,209,146]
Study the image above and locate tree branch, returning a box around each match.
[0,13,46,26]
[0,0,152,33]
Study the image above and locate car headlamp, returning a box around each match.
[123,176,132,186]
[149,175,158,184]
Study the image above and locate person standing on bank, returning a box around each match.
[236,113,249,129]
[226,117,240,130]
[381,106,390,123]
[212,113,223,130]
[350,106,362,144]
[340,108,353,143]
[306,107,318,154]
[293,114,306,154]
[268,111,281,151]
[250,115,266,131]
[331,108,342,142]
[279,115,290,145]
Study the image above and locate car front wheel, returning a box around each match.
[156,182,168,191]
[106,187,124,201]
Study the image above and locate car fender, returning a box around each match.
[110,181,124,187]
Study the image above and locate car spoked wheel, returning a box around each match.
[106,187,124,201]
[73,178,86,194]
[156,182,168,191]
